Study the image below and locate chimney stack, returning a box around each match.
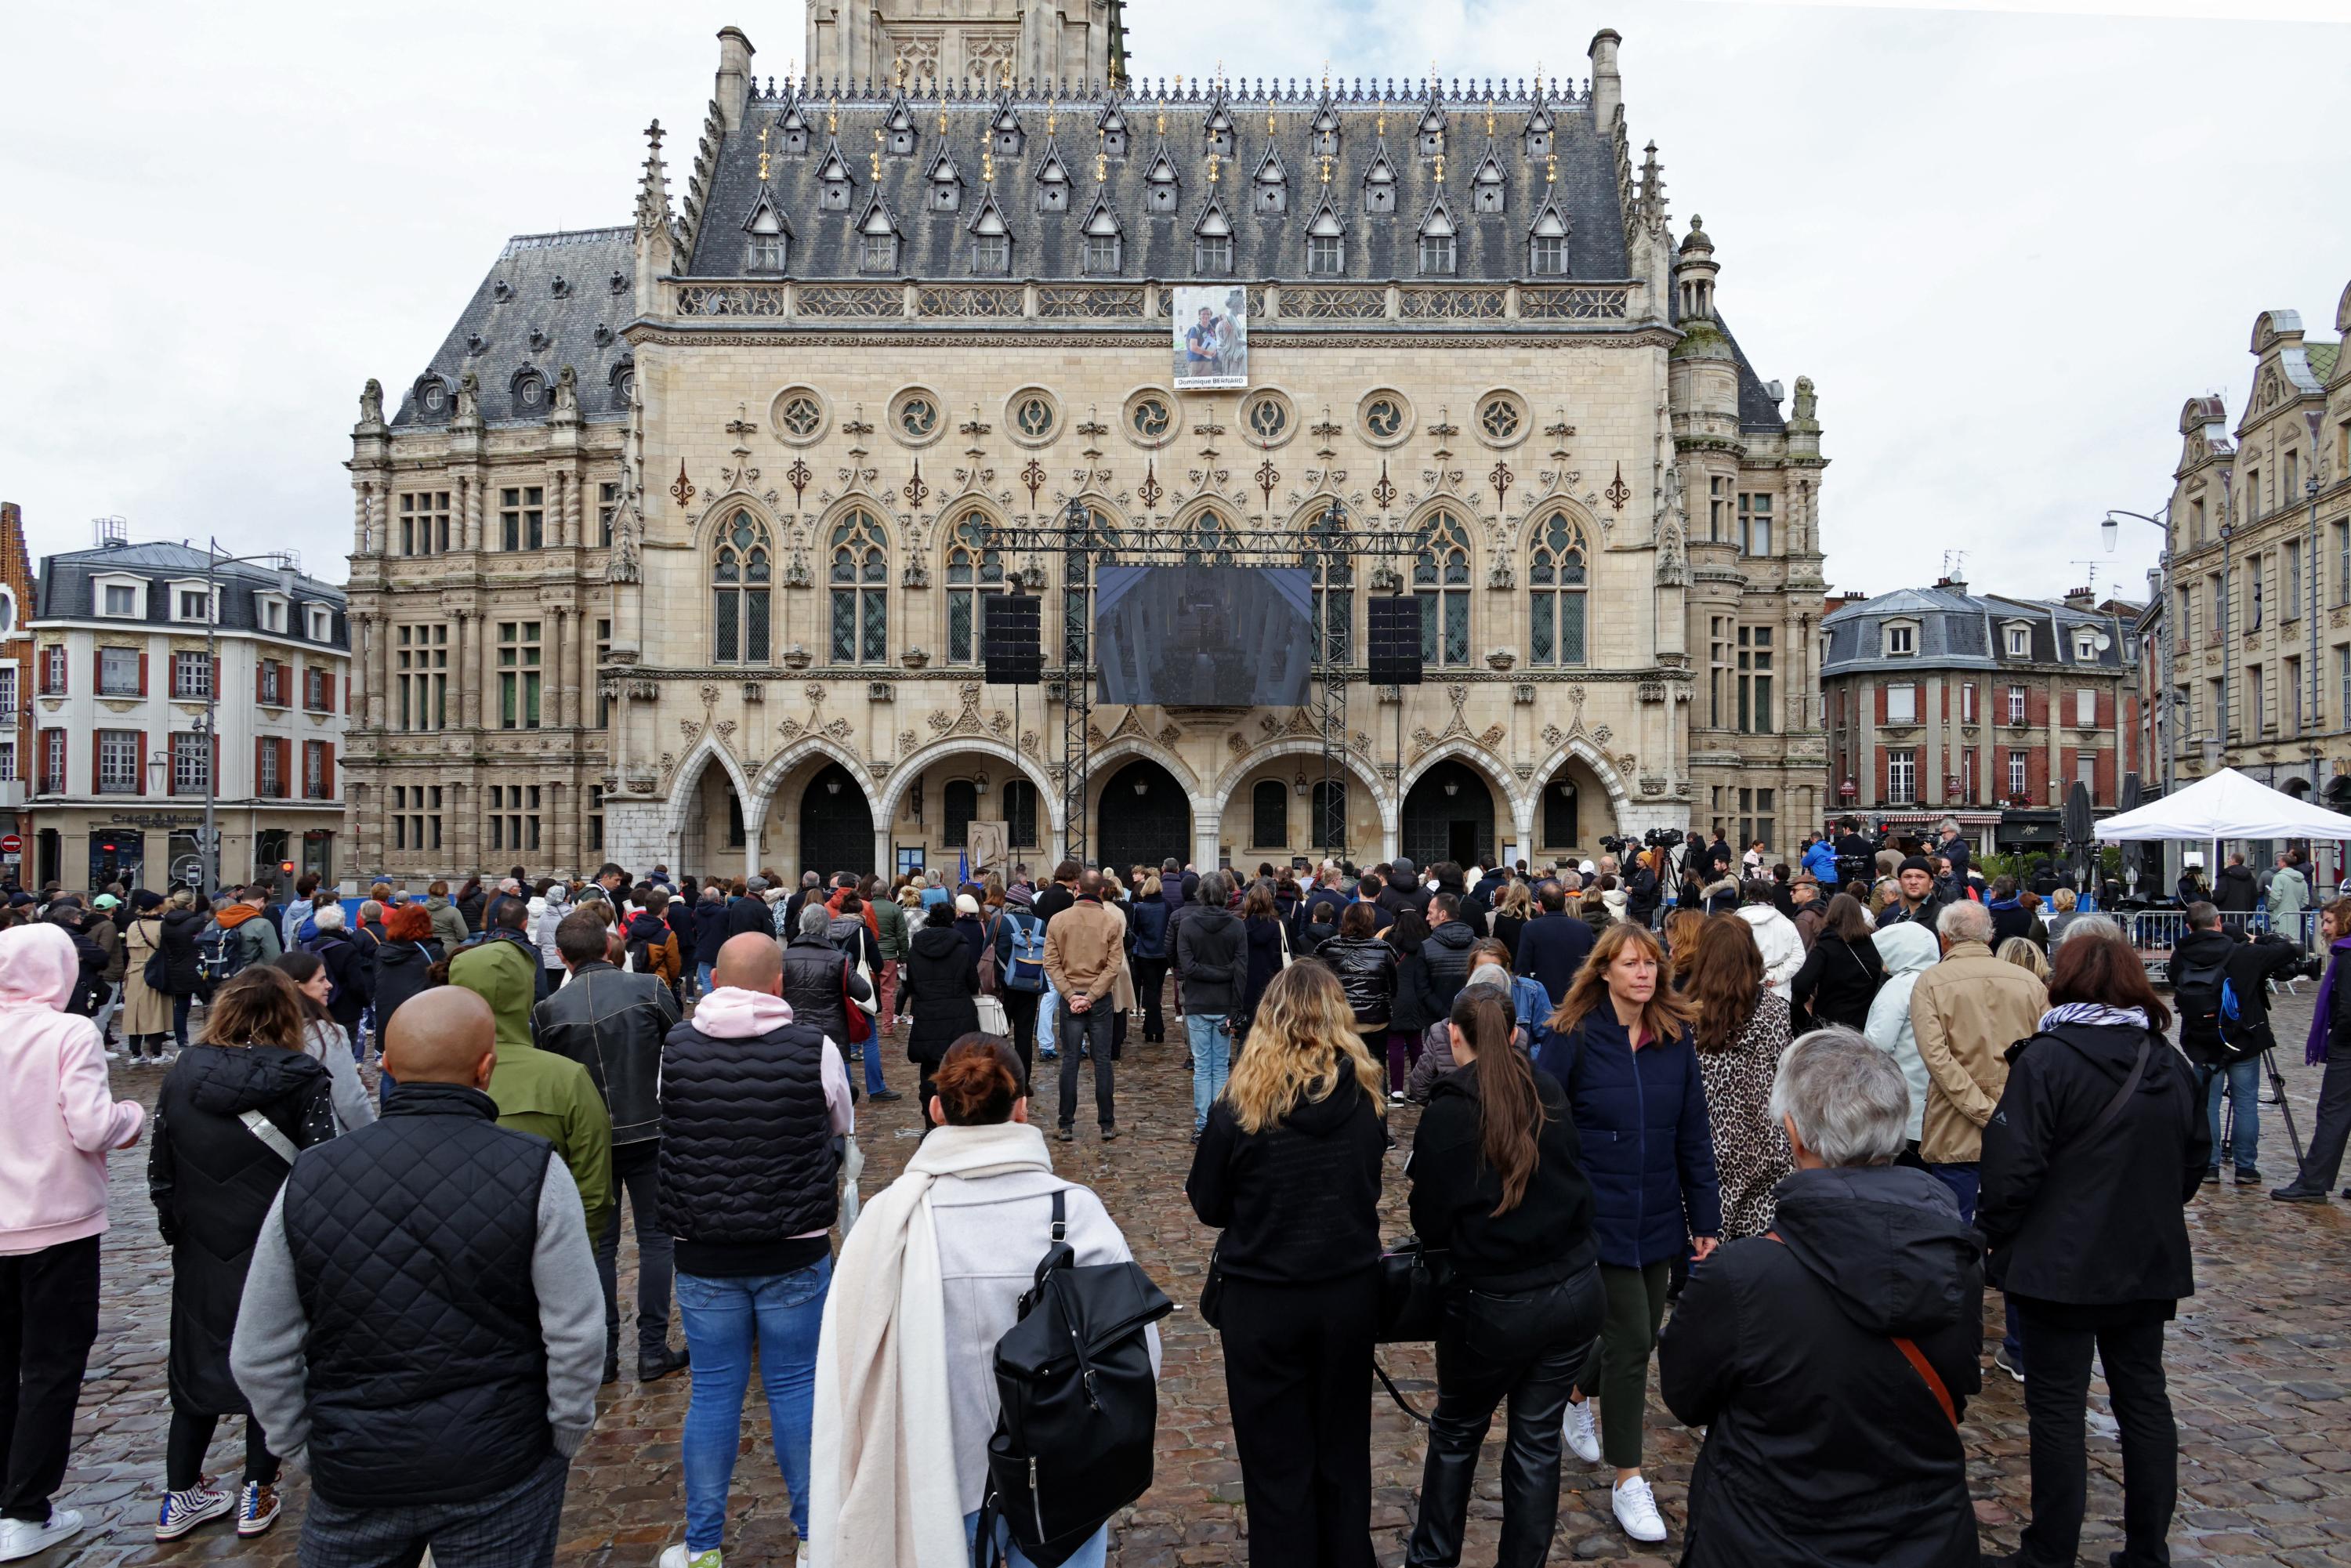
[715,27,755,133]
[1587,30,1622,130]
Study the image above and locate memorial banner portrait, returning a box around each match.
[1172,284,1248,389]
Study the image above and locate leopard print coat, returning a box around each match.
[1697,988,1796,1240]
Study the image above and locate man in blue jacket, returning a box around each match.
[1801,834,1838,888]
[1514,882,1595,1008]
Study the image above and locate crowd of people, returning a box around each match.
[0,820,2334,1568]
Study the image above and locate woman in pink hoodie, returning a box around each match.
[0,922,144,1564]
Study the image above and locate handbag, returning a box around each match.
[975,994,1010,1036]
[840,958,872,1045]
[1376,1236,1447,1344]
[143,947,168,991]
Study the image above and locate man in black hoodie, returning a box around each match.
[2167,902,2308,1187]
[1660,1030,1983,1568]
[1174,871,1245,1140]
[2210,851,2260,914]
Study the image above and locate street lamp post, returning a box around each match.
[2101,504,2175,801]
[198,540,299,898]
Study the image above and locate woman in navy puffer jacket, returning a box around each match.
[1534,921,1720,1546]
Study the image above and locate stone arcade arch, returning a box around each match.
[1399,757,1505,871]
[1096,759,1194,875]
[1208,739,1396,864]
[658,736,758,878]
[874,737,1069,876]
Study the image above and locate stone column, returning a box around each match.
[549,610,569,730]
[1925,674,1945,806]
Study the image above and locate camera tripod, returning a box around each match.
[2219,1045,2305,1168]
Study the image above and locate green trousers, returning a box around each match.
[1574,1261,1670,1470]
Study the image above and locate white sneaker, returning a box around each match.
[658,1545,722,1568]
[1561,1397,1602,1465]
[1612,1475,1668,1543]
[0,1510,85,1563]
[795,1548,810,1568]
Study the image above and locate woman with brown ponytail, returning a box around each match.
[1404,988,1604,1568]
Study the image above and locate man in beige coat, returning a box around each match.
[1041,870,1129,1143]
[1908,897,2048,1220]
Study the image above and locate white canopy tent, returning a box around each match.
[2096,767,2351,842]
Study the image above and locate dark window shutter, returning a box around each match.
[138,652,149,697]
[139,731,151,795]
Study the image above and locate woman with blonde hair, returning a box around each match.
[1186,963,1387,1567]
[1491,878,1534,965]
[1661,907,1707,994]
[1998,934,2052,982]
[1534,922,1719,1545]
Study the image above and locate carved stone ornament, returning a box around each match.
[1484,648,1516,671]
[901,646,932,669]
[1513,683,1536,704]
[868,683,893,702]
[1636,680,1665,703]
[1486,553,1515,590]
[782,644,813,668]
[901,556,932,588]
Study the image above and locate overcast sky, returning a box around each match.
[4,0,2346,605]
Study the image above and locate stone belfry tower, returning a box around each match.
[805,0,1128,89]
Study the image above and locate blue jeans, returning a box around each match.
[2197,1057,2261,1174]
[696,961,714,998]
[964,1509,1107,1568]
[675,1255,832,1548]
[1186,1013,1230,1131]
[1928,1161,2023,1363]
[859,1032,889,1095]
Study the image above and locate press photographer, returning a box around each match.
[2169,901,2319,1189]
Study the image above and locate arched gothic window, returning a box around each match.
[828,509,889,664]
[1413,509,1473,666]
[944,511,1005,664]
[943,779,979,847]
[1183,509,1236,567]
[1061,507,1122,664]
[1251,780,1288,849]
[1003,778,1040,849]
[1543,772,1579,848]
[1528,512,1588,667]
[1303,505,1352,663]
[712,510,773,664]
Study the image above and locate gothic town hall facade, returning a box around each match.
[341,2,1828,884]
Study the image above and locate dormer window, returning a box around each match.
[777,102,810,156]
[259,597,285,634]
[1528,203,1569,275]
[174,585,214,624]
[1082,198,1123,273]
[1418,201,1457,275]
[1144,151,1180,214]
[1193,201,1233,276]
[992,102,1024,158]
[1204,98,1234,156]
[817,144,853,211]
[2075,631,2098,660]
[1523,103,1555,160]
[1252,146,1288,215]
[1471,153,1505,215]
[1363,146,1396,214]
[970,197,1011,275]
[1034,148,1070,212]
[99,581,140,617]
[744,202,787,272]
[307,607,333,642]
[858,201,899,272]
[929,150,963,212]
[2006,625,2031,658]
[1306,201,1344,276]
[1417,101,1445,157]
[883,96,916,155]
[1885,623,1916,657]
[1096,103,1128,158]
[1311,102,1341,157]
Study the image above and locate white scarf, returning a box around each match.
[809,1119,1054,1568]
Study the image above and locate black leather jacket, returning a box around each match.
[531,961,681,1144]
[1320,935,1398,1028]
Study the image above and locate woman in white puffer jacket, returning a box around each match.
[1860,919,1941,1161]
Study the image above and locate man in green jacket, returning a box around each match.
[452,896,613,1244]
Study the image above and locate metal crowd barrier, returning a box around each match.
[2100,907,2318,984]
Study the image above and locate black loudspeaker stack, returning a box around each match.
[1366,595,1425,685]
[983,593,1043,685]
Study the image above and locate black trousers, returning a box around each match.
[593,1139,674,1357]
[1408,1266,1604,1568]
[1217,1269,1380,1568]
[1131,954,1168,1039]
[297,1449,569,1568]
[2288,1034,2351,1193]
[0,1237,100,1523]
[1057,1003,1117,1131]
[2015,1303,2175,1568]
[167,1410,279,1493]
[998,988,1039,1085]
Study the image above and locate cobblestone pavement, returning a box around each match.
[35,989,2351,1568]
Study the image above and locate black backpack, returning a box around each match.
[2172,951,2226,1055]
[976,1190,1172,1568]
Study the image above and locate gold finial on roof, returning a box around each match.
[1208,152,1219,184]
[1096,150,1107,182]
[1377,98,1386,135]
[1434,152,1444,184]
[1486,99,1494,137]
[1323,60,1331,96]
[1047,97,1056,134]
[1157,95,1166,136]
[983,149,995,183]
[895,56,906,89]
[828,97,838,132]
[1546,152,1556,183]
[1320,154,1331,183]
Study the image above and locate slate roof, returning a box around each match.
[391,228,637,429]
[684,81,1632,284]
[1822,586,2133,679]
[33,541,349,648]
